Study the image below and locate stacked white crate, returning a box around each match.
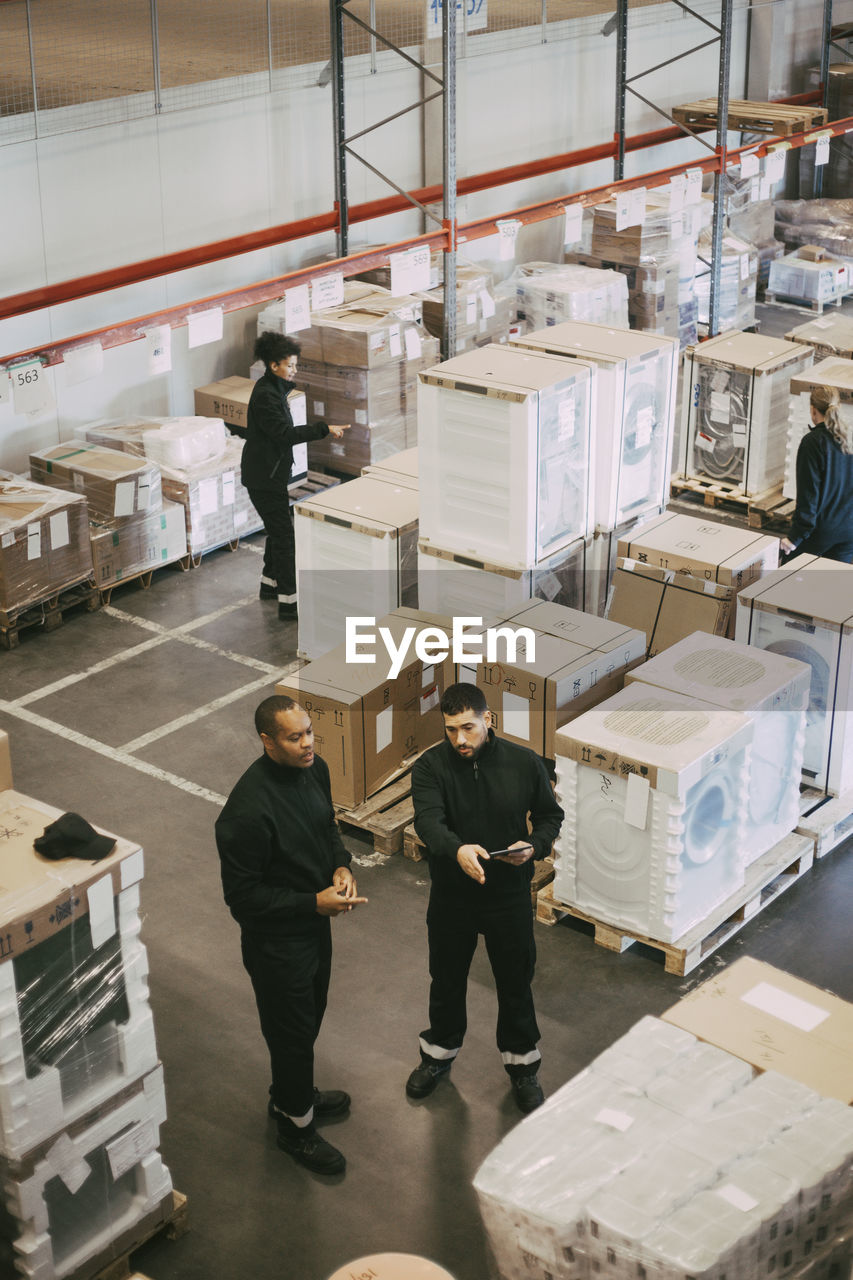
[417,344,596,621]
[501,262,630,333]
[625,632,810,864]
[474,1013,853,1280]
[736,554,853,798]
[783,356,853,500]
[679,332,814,496]
[552,681,752,942]
[0,791,172,1280]
[508,321,680,614]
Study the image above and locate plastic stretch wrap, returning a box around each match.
[501,262,630,331]
[775,200,853,262]
[81,416,228,469]
[769,252,850,305]
[590,193,704,266]
[566,251,697,349]
[417,537,590,622]
[0,791,156,1162]
[696,231,758,333]
[0,477,93,617]
[88,500,188,587]
[157,438,263,556]
[29,443,162,523]
[415,264,512,353]
[825,66,853,199]
[475,1015,853,1280]
[0,1066,172,1280]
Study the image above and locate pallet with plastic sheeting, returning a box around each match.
[0,576,100,650]
[66,1192,188,1280]
[797,786,853,860]
[536,832,814,976]
[672,98,829,136]
[763,287,852,316]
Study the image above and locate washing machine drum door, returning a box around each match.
[683,768,737,866]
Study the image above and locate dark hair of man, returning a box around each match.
[254,331,302,368]
[255,694,298,738]
[440,682,488,718]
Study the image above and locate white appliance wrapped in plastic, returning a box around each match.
[783,356,853,500]
[626,632,810,864]
[418,345,595,569]
[680,332,814,496]
[769,249,849,307]
[417,537,589,621]
[509,321,679,532]
[553,682,752,942]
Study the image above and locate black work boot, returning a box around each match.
[276,1117,346,1174]
[406,1058,452,1098]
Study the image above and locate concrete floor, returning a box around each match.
[1,525,852,1280]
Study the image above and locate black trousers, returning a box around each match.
[247,486,297,602]
[793,534,853,565]
[241,924,332,1120]
[420,892,541,1077]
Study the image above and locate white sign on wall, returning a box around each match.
[426,0,487,38]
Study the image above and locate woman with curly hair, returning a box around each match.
[781,384,853,564]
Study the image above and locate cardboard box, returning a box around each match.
[89,500,188,587]
[616,510,779,592]
[662,957,853,1105]
[0,477,93,615]
[476,603,646,758]
[785,314,853,361]
[29,443,162,523]
[607,558,733,657]
[363,446,419,488]
[417,535,590,621]
[0,732,11,791]
[194,375,254,432]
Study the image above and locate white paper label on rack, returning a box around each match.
[64,341,103,387]
[502,691,530,740]
[114,481,136,518]
[466,295,477,325]
[404,326,422,360]
[496,218,522,260]
[106,1119,157,1182]
[221,471,235,506]
[759,175,773,201]
[616,186,646,231]
[389,324,402,359]
[284,284,311,333]
[0,371,10,405]
[624,773,650,829]
[187,307,223,349]
[740,151,760,178]
[27,523,41,560]
[740,253,750,281]
[390,245,431,296]
[198,477,219,516]
[479,289,496,320]
[765,148,787,184]
[596,1108,635,1132]
[750,176,761,203]
[710,390,731,422]
[146,324,172,375]
[11,360,53,415]
[564,204,584,245]
[311,272,344,311]
[741,981,830,1032]
[685,168,703,205]
[815,135,831,167]
[375,705,393,753]
[120,847,145,889]
[46,1133,92,1195]
[717,1185,759,1213]
[669,174,687,212]
[87,873,117,949]
[49,511,69,550]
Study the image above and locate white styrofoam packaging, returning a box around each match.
[553,683,753,943]
[295,475,419,660]
[2,1065,172,1280]
[417,536,590,623]
[626,632,810,863]
[510,322,679,533]
[417,344,595,569]
[783,356,853,500]
[769,251,849,307]
[679,331,814,497]
[736,555,853,797]
[0,793,158,1161]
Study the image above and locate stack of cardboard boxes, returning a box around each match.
[502,261,630,332]
[0,758,173,1280]
[0,477,93,619]
[696,229,759,334]
[414,261,512,354]
[29,441,186,591]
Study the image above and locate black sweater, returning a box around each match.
[412,732,563,905]
[215,752,350,935]
[241,371,330,492]
[790,424,853,551]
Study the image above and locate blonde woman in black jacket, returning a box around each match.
[781,385,853,565]
[243,332,349,620]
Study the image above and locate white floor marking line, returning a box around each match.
[0,700,227,806]
[164,631,281,674]
[14,634,170,706]
[119,673,275,753]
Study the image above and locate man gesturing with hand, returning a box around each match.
[216,696,367,1175]
[408,683,563,1114]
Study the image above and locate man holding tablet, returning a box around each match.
[408,682,564,1114]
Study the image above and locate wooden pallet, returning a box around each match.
[536,832,814,976]
[288,469,342,505]
[403,822,425,862]
[530,856,555,910]
[673,98,829,136]
[763,289,850,315]
[71,1191,188,1280]
[669,476,794,529]
[98,567,155,605]
[336,767,418,855]
[0,577,100,650]
[797,787,853,860]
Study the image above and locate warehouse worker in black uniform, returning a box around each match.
[243,332,350,620]
[215,695,367,1176]
[781,384,853,564]
[408,683,563,1114]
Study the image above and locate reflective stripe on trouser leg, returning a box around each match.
[418,1036,459,1062]
[274,1104,314,1128]
[261,575,276,587]
[501,1049,541,1067]
[278,592,297,604]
